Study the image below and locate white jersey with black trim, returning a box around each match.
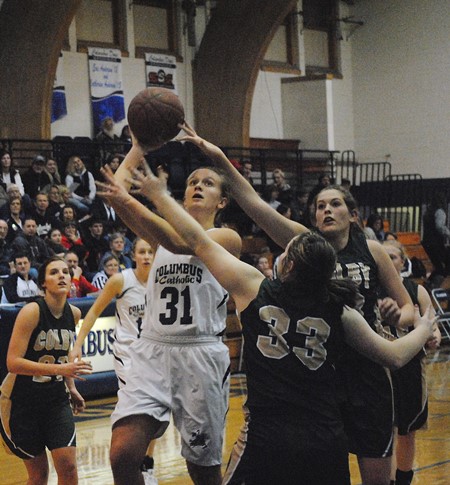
[142,241,229,339]
[113,268,147,365]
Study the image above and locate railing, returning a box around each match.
[2,137,447,234]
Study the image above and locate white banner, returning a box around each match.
[77,315,115,373]
[145,52,177,93]
[88,47,125,132]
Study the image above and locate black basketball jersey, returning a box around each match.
[240,278,346,430]
[388,278,420,338]
[10,298,76,402]
[334,228,379,328]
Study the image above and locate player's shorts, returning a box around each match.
[338,357,394,458]
[113,349,130,388]
[392,355,428,435]
[0,374,76,459]
[223,407,350,485]
[111,334,230,466]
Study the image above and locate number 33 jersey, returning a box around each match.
[241,278,346,426]
[142,245,229,338]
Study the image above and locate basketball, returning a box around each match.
[127,87,185,147]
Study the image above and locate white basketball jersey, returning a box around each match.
[114,268,147,365]
[142,243,229,339]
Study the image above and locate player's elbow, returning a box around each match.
[385,355,404,371]
[7,356,20,374]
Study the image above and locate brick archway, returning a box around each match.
[0,0,80,139]
[193,0,297,146]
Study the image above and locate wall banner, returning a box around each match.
[145,53,177,93]
[51,52,67,123]
[88,47,125,132]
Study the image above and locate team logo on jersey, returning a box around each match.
[33,329,74,351]
[334,262,371,289]
[189,430,208,449]
[128,303,145,318]
[155,263,203,285]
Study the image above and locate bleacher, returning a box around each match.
[2,135,449,368]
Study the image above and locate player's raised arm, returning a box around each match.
[98,163,191,254]
[178,122,308,248]
[132,165,262,312]
[343,305,434,369]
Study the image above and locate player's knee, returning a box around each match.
[27,467,49,485]
[110,443,142,474]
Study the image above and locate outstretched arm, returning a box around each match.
[178,122,309,248]
[343,305,434,370]
[369,240,415,328]
[97,164,191,253]
[69,273,124,362]
[132,165,263,312]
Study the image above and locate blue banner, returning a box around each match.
[51,52,67,123]
[88,47,125,133]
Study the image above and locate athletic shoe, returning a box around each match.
[142,468,158,485]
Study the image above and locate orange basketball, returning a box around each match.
[127,87,185,146]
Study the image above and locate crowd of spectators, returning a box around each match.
[0,133,447,304]
[0,128,137,303]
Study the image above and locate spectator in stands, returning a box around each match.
[30,192,58,238]
[61,221,84,251]
[59,185,72,207]
[46,184,63,219]
[262,184,281,211]
[59,204,79,226]
[4,196,25,244]
[364,213,386,241]
[0,184,32,223]
[92,254,120,289]
[0,149,25,195]
[105,153,124,174]
[99,232,132,271]
[96,116,119,143]
[0,219,13,276]
[1,253,40,304]
[64,250,98,297]
[340,178,352,192]
[0,184,9,214]
[120,125,132,153]
[90,196,121,234]
[96,117,120,163]
[11,217,51,274]
[272,168,293,206]
[44,157,63,186]
[291,187,310,226]
[81,217,110,276]
[65,155,96,215]
[21,154,52,200]
[422,191,450,289]
[240,160,255,186]
[255,255,273,280]
[45,227,66,257]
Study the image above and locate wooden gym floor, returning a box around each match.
[1,347,449,485]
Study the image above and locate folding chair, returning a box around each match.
[431,288,450,343]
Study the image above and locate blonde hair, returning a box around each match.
[383,240,407,262]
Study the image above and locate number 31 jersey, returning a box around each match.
[142,244,229,338]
